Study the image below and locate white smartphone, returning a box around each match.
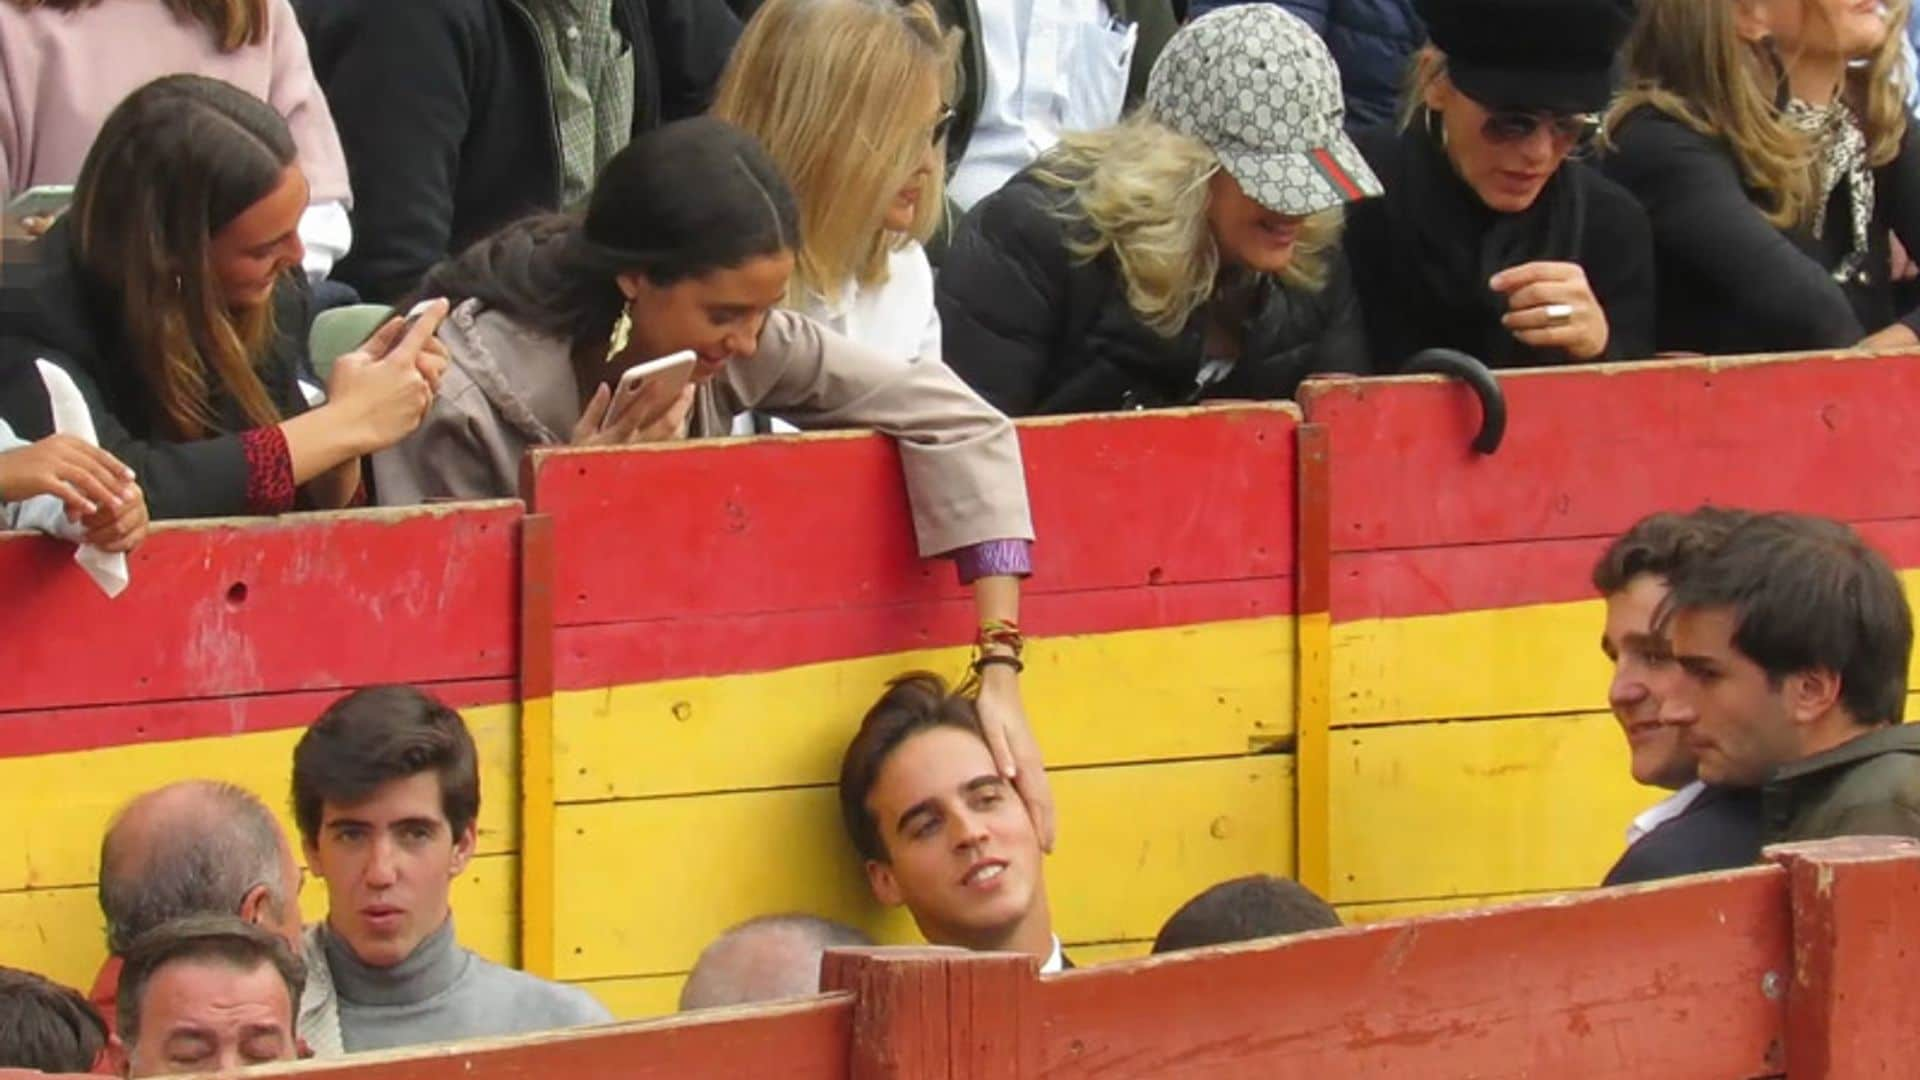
[6,185,74,219]
[603,349,697,431]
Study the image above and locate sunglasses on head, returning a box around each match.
[1480,108,1602,150]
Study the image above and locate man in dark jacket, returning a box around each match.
[1188,0,1423,129]
[1655,512,1920,845]
[295,0,739,303]
[1592,509,1762,887]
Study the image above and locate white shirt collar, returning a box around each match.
[1040,935,1065,974]
[1625,779,1707,846]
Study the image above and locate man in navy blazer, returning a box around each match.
[1594,509,1764,887]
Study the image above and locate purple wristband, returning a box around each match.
[952,539,1034,585]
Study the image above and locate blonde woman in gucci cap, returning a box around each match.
[935,5,1378,418]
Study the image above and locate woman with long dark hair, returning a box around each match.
[1602,0,1920,354]
[0,0,353,278]
[0,75,443,519]
[375,115,1054,846]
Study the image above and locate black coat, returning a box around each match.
[0,220,314,520]
[296,0,740,303]
[1601,785,1764,887]
[1601,106,1920,355]
[1344,123,1657,371]
[936,170,1371,417]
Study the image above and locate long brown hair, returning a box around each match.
[1605,0,1910,230]
[711,0,955,307]
[5,0,268,49]
[71,74,294,439]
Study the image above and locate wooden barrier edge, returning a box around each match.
[1295,423,1332,895]
[519,513,557,977]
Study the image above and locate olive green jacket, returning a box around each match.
[1764,723,1920,844]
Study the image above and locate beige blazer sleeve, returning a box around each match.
[370,380,524,505]
[727,310,1035,556]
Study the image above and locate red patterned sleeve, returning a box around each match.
[239,425,298,514]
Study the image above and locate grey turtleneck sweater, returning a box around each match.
[311,918,611,1054]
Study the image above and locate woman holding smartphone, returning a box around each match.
[0,75,443,521]
[372,116,1053,847]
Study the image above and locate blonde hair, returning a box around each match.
[712,0,956,307]
[1031,113,1342,338]
[1605,0,1911,230]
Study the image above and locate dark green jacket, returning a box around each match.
[928,0,1177,173]
[1764,724,1920,844]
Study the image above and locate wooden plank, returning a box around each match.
[1767,837,1920,1078]
[234,997,854,1080]
[1295,422,1333,895]
[820,948,1038,1079]
[1301,351,1920,553]
[1040,866,1791,1078]
[548,756,1293,981]
[529,405,1297,631]
[0,503,521,717]
[572,975,689,1021]
[555,618,1294,802]
[519,513,557,980]
[1328,714,1656,904]
[1,852,518,993]
[555,578,1291,692]
[0,701,521,892]
[1331,571,1920,727]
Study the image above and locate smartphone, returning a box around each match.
[400,298,444,334]
[603,350,697,432]
[6,185,74,220]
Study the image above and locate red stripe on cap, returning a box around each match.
[1312,147,1365,201]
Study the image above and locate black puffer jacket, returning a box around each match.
[937,170,1370,416]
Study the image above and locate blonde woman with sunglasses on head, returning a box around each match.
[711,0,954,371]
[1344,0,1655,370]
[1601,0,1920,355]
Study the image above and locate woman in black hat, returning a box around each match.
[1601,0,1918,356]
[1343,0,1656,371]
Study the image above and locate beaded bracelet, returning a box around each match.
[977,618,1024,657]
[972,653,1026,675]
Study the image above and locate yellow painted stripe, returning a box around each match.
[0,703,521,893]
[1066,939,1153,966]
[1333,573,1920,727]
[573,974,689,1020]
[519,694,555,979]
[549,755,1294,982]
[2,853,518,994]
[555,619,1295,803]
[1294,609,1332,897]
[1327,713,1655,905]
[1336,891,1556,926]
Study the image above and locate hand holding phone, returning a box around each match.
[573,349,698,445]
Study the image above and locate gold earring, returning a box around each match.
[605,307,633,365]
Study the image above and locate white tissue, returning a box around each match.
[36,360,129,598]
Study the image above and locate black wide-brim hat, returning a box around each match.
[1416,0,1635,114]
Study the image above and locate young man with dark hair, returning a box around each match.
[837,673,1063,971]
[0,966,110,1074]
[291,685,609,1055]
[1654,512,1920,843]
[1592,508,1763,885]
[116,916,304,1077]
[1150,874,1340,954]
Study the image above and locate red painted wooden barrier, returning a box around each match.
[183,837,1920,1079]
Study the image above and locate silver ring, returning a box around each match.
[1544,303,1575,327]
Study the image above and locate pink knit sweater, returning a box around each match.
[0,0,351,204]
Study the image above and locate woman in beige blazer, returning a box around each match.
[372,116,1054,847]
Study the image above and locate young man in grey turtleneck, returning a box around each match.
[290,686,610,1055]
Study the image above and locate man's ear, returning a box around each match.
[1788,667,1844,724]
[238,882,272,926]
[449,822,477,877]
[302,839,323,880]
[865,859,904,907]
[94,1032,127,1075]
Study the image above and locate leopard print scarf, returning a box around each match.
[1784,97,1874,285]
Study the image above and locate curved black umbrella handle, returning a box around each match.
[1401,348,1507,455]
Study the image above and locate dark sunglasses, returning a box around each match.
[1481,109,1602,150]
[930,105,957,147]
